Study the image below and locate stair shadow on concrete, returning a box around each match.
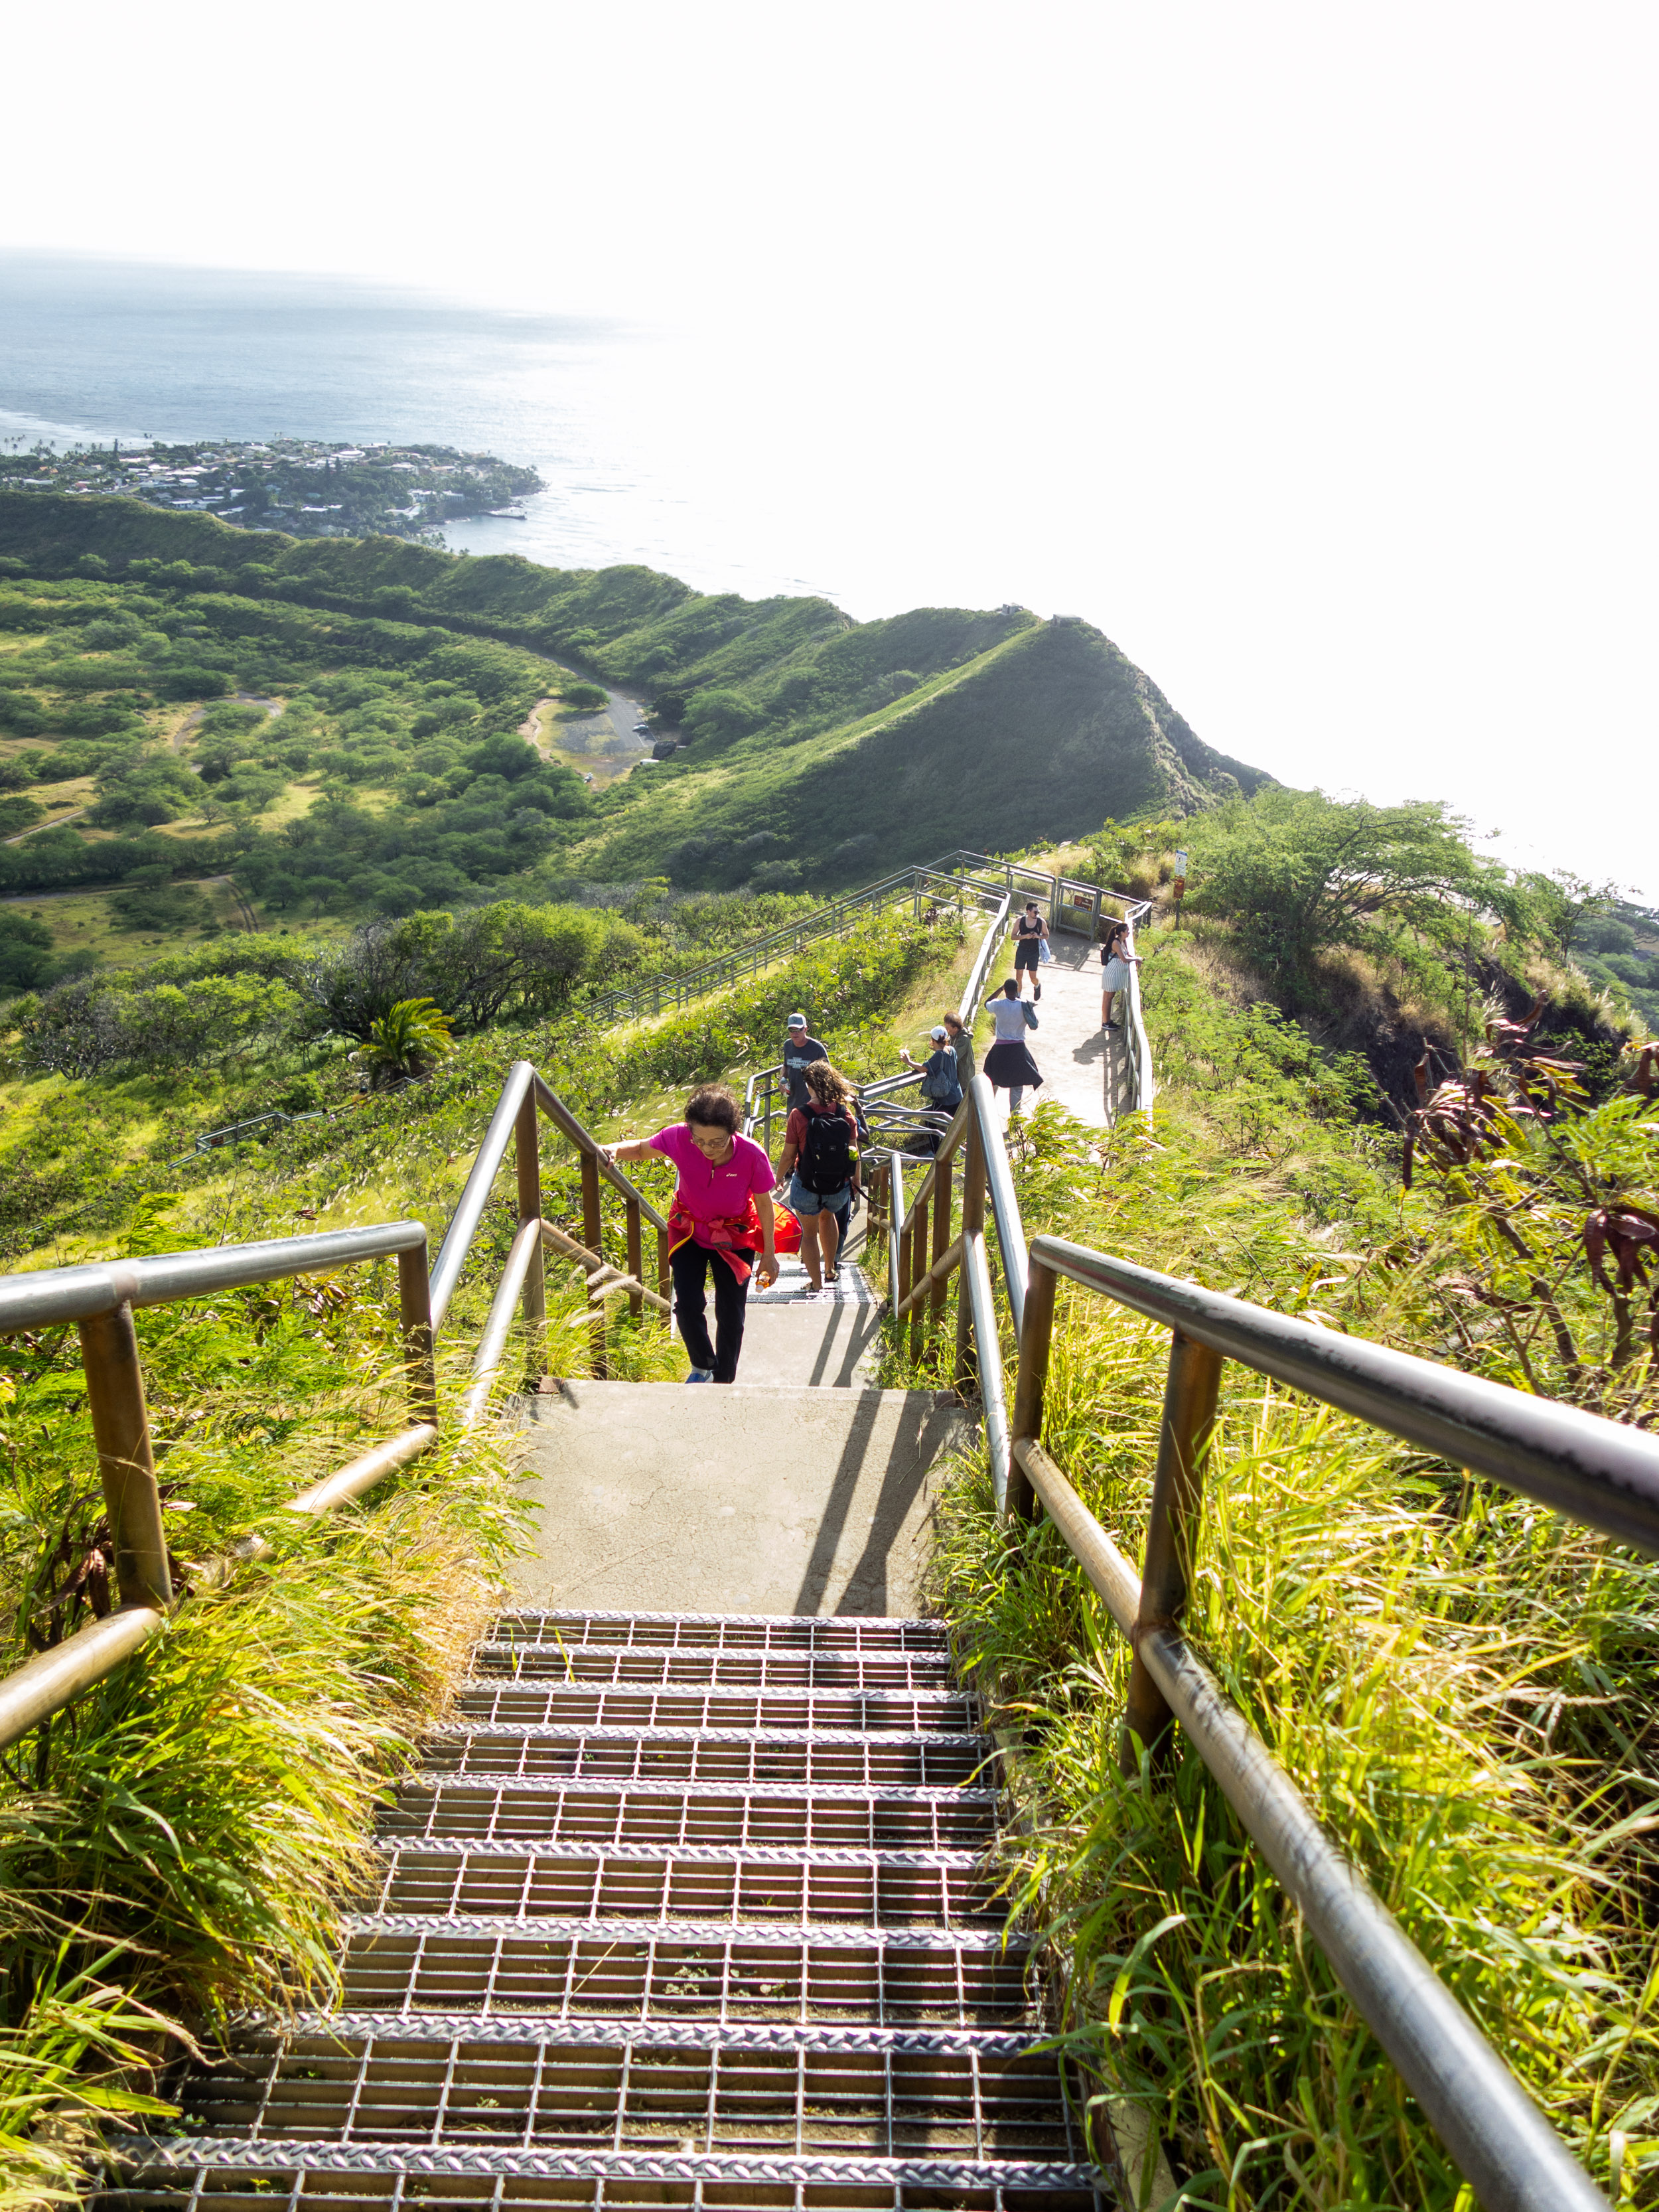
[507,1380,969,1617]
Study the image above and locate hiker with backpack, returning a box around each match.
[984,976,1043,1116]
[774,1059,861,1293]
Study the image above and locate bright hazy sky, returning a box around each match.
[4,0,1656,897]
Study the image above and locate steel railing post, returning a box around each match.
[1122,1329,1224,1771]
[398,1240,439,1427]
[78,1303,172,1612]
[955,1106,986,1390]
[625,1199,644,1321]
[514,1087,545,1364]
[1007,1253,1058,1522]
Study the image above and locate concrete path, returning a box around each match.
[986,928,1131,1130]
[507,1378,966,1616]
[505,1203,964,1616]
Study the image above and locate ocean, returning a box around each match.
[0,252,860,607]
[3,250,1650,898]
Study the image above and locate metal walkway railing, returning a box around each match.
[0,1059,667,1753]
[741,859,1153,1159]
[867,1065,1659,2211]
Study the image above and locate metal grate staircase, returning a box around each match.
[118,1609,1107,2212]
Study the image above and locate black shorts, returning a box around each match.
[1013,938,1041,970]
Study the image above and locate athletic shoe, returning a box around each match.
[1034,981,1042,1000]
[685,1368,715,1383]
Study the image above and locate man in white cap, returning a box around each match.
[782,1011,827,1114]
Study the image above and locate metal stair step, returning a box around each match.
[366,1841,1001,1927]
[111,2144,1108,2210]
[332,1918,1039,2026]
[489,1609,952,1654]
[421,1722,993,1789]
[470,1645,956,1695]
[456,1684,979,1733]
[167,2020,1082,2161]
[379,1778,998,1850]
[123,1603,1104,2211]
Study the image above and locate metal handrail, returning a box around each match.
[1031,1234,1659,1555]
[868,1046,1642,2206]
[0,1058,669,1755]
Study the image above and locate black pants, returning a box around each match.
[670,1240,751,1383]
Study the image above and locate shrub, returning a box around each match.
[361,996,455,1086]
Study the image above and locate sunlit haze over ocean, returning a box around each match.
[1,246,1653,901]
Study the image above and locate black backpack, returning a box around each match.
[799,1104,854,1195]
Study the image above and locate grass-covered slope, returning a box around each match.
[0,908,968,2200]
[583,617,1271,884]
[0,494,1271,889]
[891,932,1659,2206]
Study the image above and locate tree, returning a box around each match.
[360,997,454,1087]
[0,912,55,993]
[1186,790,1510,990]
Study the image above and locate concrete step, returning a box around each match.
[508,1384,970,1617]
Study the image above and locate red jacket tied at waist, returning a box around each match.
[668,1193,764,1285]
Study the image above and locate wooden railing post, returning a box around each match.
[625,1199,644,1321]
[397,1240,439,1427]
[907,1187,930,1362]
[514,1087,545,1367]
[1006,1253,1057,1522]
[657,1225,672,1304]
[78,1303,171,1612]
[1121,1330,1224,1773]
[930,1150,953,1325]
[580,1149,607,1378]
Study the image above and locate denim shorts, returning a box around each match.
[788,1175,850,1218]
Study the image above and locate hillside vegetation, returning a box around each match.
[880,911,1659,2205]
[0,494,1267,905]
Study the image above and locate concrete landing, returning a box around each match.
[741,1247,881,1386]
[507,1380,968,1615]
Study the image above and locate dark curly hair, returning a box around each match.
[684,1082,740,1133]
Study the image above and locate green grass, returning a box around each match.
[877,926,1659,2206]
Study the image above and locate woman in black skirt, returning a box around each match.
[983,976,1043,1114]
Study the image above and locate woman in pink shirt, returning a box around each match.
[603,1082,778,1383]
